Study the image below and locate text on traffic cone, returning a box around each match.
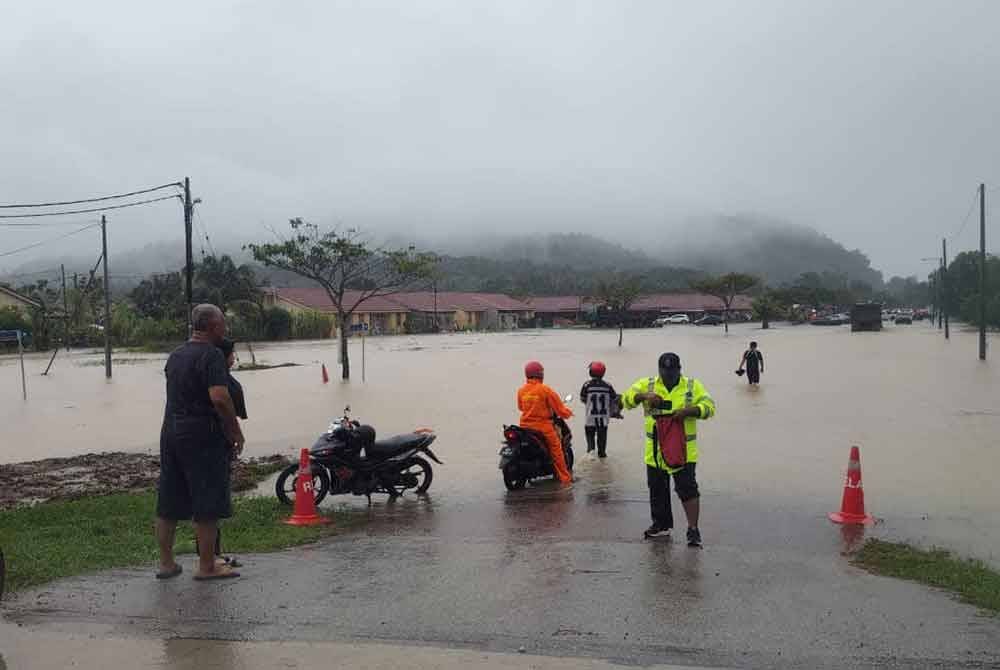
[285,448,331,526]
[828,445,874,525]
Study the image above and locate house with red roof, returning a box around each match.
[263,288,534,334]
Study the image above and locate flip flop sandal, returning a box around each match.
[155,565,183,580]
[193,567,240,581]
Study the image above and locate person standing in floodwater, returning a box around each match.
[739,341,764,386]
[580,361,618,458]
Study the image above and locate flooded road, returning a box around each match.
[4,322,1000,668]
[3,322,998,560]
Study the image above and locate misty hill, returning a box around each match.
[647,216,884,287]
[424,224,884,287]
[3,221,886,295]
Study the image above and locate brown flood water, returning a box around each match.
[1,322,998,561]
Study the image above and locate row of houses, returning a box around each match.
[264,288,753,335]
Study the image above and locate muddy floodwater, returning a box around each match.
[2,322,998,562]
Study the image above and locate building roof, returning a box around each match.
[526,296,595,313]
[0,285,42,309]
[269,287,409,313]
[630,293,753,311]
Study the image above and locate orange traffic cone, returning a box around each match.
[285,448,331,526]
[829,446,874,525]
[321,363,329,384]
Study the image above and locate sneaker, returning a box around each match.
[686,527,702,548]
[644,524,671,539]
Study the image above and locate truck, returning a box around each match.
[850,303,883,332]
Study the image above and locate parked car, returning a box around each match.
[654,314,691,327]
[894,312,913,325]
[812,313,850,326]
[694,314,723,326]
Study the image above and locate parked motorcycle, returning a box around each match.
[276,407,442,505]
[499,395,575,490]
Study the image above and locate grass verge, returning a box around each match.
[854,539,1000,614]
[0,492,358,593]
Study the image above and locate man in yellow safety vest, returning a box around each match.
[620,352,716,547]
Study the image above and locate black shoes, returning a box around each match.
[644,524,671,539]
[686,527,702,548]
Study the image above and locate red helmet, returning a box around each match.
[589,361,606,378]
[524,361,544,379]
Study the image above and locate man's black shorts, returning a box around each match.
[156,416,232,522]
[670,463,699,501]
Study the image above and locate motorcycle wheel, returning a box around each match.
[399,457,433,494]
[275,463,331,507]
[502,464,527,490]
[563,445,575,472]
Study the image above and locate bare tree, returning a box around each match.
[594,275,643,347]
[248,219,437,379]
[690,273,759,334]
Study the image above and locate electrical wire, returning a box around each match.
[194,208,217,257]
[0,218,102,227]
[0,194,181,219]
[0,223,100,259]
[947,188,980,243]
[0,183,181,209]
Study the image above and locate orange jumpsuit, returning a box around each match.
[517,379,573,483]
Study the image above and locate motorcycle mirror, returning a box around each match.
[344,405,351,414]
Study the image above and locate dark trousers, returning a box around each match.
[747,367,760,384]
[585,425,608,456]
[647,464,699,529]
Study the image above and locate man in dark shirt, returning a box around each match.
[739,341,764,386]
[156,304,245,581]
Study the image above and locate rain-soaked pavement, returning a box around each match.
[2,323,999,668]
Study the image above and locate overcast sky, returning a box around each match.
[1,0,998,278]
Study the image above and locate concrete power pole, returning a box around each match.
[184,176,194,332]
[101,215,112,379]
[61,264,69,350]
[942,238,949,340]
[980,183,987,360]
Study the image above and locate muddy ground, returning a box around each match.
[0,452,291,509]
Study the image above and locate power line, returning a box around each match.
[0,194,181,219]
[0,223,100,258]
[947,188,980,243]
[0,218,102,227]
[0,183,181,209]
[194,207,217,257]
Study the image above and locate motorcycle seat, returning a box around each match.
[365,433,427,460]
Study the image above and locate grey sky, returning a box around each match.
[1,0,998,278]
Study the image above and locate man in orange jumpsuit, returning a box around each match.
[517,361,573,485]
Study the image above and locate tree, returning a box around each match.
[248,219,437,379]
[751,291,785,330]
[594,275,643,347]
[131,273,186,321]
[690,273,759,334]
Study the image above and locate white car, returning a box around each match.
[654,314,690,326]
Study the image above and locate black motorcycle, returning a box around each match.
[276,407,442,505]
[499,395,575,490]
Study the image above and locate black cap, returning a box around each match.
[218,338,235,357]
[658,352,681,369]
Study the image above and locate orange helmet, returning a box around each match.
[589,361,606,378]
[524,361,544,379]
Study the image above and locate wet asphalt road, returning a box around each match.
[4,457,1000,670]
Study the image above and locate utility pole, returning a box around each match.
[184,176,194,332]
[980,183,987,361]
[102,215,112,379]
[61,264,69,350]
[942,238,949,340]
